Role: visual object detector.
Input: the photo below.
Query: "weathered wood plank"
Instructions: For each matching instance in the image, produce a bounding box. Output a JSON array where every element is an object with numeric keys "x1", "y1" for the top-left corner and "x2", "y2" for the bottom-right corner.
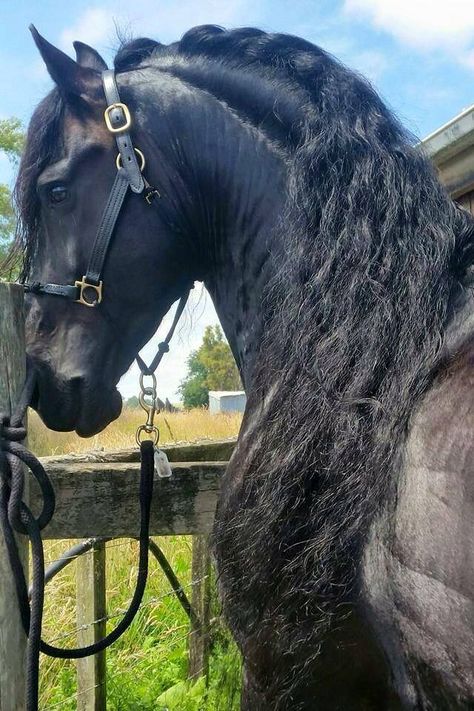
[
  {"x1": 0, "y1": 283, "x2": 27, "y2": 711},
  {"x1": 31, "y1": 462, "x2": 226, "y2": 538},
  {"x1": 41, "y1": 438, "x2": 236, "y2": 466},
  {"x1": 76, "y1": 542, "x2": 107, "y2": 711},
  {"x1": 188, "y1": 536, "x2": 212, "y2": 681}
]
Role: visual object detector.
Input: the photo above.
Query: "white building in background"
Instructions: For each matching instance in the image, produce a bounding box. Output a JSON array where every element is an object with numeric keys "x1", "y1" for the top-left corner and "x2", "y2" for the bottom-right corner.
[
  {"x1": 421, "y1": 104, "x2": 474, "y2": 212},
  {"x1": 208, "y1": 391, "x2": 247, "y2": 414}
]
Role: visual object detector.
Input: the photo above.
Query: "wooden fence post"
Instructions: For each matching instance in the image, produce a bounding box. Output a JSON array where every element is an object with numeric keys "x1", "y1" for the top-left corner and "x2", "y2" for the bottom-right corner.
[
  {"x1": 76, "y1": 541, "x2": 107, "y2": 710},
  {"x1": 188, "y1": 535, "x2": 211, "y2": 682},
  {"x1": 0, "y1": 284, "x2": 27, "y2": 711}
]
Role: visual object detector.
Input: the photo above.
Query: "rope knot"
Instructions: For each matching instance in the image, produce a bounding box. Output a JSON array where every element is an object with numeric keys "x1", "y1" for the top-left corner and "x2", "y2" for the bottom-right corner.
[
  {"x1": 0, "y1": 414, "x2": 27, "y2": 444},
  {"x1": 158, "y1": 341, "x2": 170, "y2": 354}
]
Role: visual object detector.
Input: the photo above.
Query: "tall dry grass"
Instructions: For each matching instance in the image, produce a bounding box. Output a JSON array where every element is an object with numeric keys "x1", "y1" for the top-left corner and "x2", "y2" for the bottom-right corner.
[{"x1": 29, "y1": 406, "x2": 242, "y2": 457}]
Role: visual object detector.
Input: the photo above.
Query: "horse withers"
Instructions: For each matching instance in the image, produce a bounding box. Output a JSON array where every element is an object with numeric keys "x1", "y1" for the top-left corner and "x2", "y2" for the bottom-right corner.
[{"x1": 15, "y1": 24, "x2": 474, "y2": 709}]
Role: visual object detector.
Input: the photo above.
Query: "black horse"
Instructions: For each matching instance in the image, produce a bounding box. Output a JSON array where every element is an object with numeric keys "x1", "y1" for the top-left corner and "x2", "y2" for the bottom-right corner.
[{"x1": 14, "y1": 25, "x2": 474, "y2": 710}]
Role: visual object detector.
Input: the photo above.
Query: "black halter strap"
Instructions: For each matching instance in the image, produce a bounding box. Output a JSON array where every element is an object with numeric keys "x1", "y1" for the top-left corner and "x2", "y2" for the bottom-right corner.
[
  {"x1": 102, "y1": 69, "x2": 145, "y2": 194},
  {"x1": 136, "y1": 291, "x2": 190, "y2": 376}
]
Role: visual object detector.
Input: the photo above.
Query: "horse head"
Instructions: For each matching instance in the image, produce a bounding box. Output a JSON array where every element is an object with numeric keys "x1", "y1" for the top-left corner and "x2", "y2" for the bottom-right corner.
[
  {"x1": 20, "y1": 26, "x2": 287, "y2": 437},
  {"x1": 20, "y1": 30, "x2": 207, "y2": 435}
]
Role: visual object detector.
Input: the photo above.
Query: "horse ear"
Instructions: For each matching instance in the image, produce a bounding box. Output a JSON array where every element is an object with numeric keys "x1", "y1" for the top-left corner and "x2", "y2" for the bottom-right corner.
[
  {"x1": 29, "y1": 25, "x2": 102, "y2": 104},
  {"x1": 73, "y1": 41, "x2": 108, "y2": 71}
]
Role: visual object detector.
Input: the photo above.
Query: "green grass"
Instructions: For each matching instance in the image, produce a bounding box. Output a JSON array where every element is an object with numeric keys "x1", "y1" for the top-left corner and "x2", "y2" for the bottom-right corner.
[{"x1": 30, "y1": 408, "x2": 243, "y2": 710}]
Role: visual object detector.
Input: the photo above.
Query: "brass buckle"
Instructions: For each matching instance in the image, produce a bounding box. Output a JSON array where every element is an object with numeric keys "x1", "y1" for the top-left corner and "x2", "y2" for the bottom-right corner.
[
  {"x1": 75, "y1": 277, "x2": 103, "y2": 307},
  {"x1": 104, "y1": 103, "x2": 132, "y2": 133}
]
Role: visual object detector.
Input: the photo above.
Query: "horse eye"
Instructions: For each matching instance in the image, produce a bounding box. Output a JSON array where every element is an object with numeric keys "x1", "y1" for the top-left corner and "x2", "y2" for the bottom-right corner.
[{"x1": 49, "y1": 185, "x2": 68, "y2": 204}]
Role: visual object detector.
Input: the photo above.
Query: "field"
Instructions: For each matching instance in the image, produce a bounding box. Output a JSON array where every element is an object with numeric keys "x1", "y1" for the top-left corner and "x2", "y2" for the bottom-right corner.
[
  {"x1": 29, "y1": 407, "x2": 243, "y2": 458},
  {"x1": 29, "y1": 407, "x2": 243, "y2": 710}
]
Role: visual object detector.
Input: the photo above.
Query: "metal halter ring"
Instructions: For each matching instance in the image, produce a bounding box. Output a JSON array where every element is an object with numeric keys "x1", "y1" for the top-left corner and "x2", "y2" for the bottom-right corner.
[
  {"x1": 139, "y1": 372, "x2": 157, "y2": 392},
  {"x1": 136, "y1": 424, "x2": 159, "y2": 446},
  {"x1": 116, "y1": 148, "x2": 145, "y2": 173}
]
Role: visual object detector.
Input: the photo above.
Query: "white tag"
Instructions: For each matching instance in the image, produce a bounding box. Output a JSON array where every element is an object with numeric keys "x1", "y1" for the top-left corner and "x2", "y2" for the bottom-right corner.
[{"x1": 154, "y1": 448, "x2": 172, "y2": 478}]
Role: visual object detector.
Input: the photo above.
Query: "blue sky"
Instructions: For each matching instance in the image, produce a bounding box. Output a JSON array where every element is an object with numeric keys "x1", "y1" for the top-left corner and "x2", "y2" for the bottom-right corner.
[{"x1": 1, "y1": 0, "x2": 474, "y2": 402}]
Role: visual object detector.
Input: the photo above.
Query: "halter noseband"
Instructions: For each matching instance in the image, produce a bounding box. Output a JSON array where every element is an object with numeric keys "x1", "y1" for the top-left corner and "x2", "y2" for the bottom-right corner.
[{"x1": 25, "y1": 69, "x2": 161, "y2": 308}]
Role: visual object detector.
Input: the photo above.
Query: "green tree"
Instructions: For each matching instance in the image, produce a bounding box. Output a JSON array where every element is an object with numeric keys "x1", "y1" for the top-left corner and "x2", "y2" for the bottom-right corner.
[
  {"x1": 179, "y1": 325, "x2": 242, "y2": 408},
  {"x1": 0, "y1": 118, "x2": 24, "y2": 161},
  {"x1": 0, "y1": 118, "x2": 24, "y2": 274},
  {"x1": 124, "y1": 395, "x2": 140, "y2": 408}
]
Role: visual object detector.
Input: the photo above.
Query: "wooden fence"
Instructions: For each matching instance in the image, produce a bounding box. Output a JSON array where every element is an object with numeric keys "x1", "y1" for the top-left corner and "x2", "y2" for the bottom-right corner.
[{"x1": 0, "y1": 283, "x2": 235, "y2": 710}]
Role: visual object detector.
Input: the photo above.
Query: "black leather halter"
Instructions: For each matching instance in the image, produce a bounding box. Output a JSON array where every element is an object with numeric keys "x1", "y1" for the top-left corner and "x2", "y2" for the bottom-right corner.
[
  {"x1": 25, "y1": 69, "x2": 161, "y2": 308},
  {"x1": 24, "y1": 70, "x2": 190, "y2": 376}
]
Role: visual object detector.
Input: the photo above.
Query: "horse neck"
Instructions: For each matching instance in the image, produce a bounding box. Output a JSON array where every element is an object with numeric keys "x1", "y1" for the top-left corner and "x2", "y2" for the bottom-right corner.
[
  {"x1": 200, "y1": 124, "x2": 287, "y2": 390},
  {"x1": 134, "y1": 69, "x2": 288, "y2": 388}
]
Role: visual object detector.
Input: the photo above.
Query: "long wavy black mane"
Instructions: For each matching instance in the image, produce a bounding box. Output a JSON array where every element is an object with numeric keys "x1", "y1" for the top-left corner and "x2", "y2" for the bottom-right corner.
[
  {"x1": 149, "y1": 27, "x2": 474, "y2": 657},
  {"x1": 15, "y1": 26, "x2": 474, "y2": 676}
]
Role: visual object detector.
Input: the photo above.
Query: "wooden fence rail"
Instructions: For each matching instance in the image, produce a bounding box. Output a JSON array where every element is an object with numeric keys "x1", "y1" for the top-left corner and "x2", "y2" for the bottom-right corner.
[
  {"x1": 0, "y1": 278, "x2": 236, "y2": 710},
  {"x1": 33, "y1": 457, "x2": 229, "y2": 539}
]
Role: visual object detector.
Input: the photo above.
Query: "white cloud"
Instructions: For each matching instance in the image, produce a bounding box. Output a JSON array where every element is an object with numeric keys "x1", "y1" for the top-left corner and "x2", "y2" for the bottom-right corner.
[
  {"x1": 344, "y1": 0, "x2": 474, "y2": 67},
  {"x1": 60, "y1": 8, "x2": 112, "y2": 51},
  {"x1": 58, "y1": 0, "x2": 260, "y2": 57}
]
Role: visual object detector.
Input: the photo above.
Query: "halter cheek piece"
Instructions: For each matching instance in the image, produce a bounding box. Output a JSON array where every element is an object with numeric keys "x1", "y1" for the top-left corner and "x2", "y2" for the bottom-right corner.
[{"x1": 25, "y1": 69, "x2": 164, "y2": 308}]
